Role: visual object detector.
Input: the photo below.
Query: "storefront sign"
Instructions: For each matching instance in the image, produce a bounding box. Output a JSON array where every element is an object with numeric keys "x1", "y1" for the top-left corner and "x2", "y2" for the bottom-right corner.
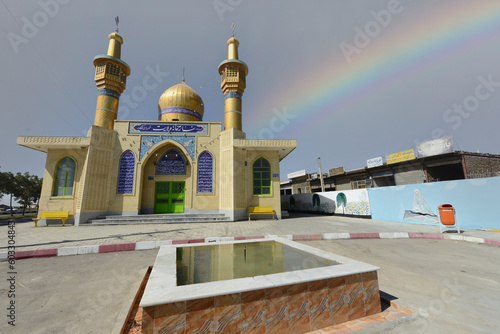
[
  {"x1": 329, "y1": 166, "x2": 345, "y2": 176},
  {"x1": 416, "y1": 137, "x2": 454, "y2": 158},
  {"x1": 385, "y1": 149, "x2": 416, "y2": 164},
  {"x1": 367, "y1": 156, "x2": 384, "y2": 168}
]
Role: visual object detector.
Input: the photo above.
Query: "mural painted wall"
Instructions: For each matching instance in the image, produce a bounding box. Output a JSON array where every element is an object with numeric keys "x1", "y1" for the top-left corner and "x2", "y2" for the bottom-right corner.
[
  {"x1": 281, "y1": 190, "x2": 371, "y2": 217},
  {"x1": 367, "y1": 176, "x2": 500, "y2": 230}
]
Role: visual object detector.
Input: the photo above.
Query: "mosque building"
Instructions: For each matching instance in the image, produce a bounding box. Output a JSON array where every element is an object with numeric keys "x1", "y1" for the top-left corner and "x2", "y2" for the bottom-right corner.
[{"x1": 17, "y1": 28, "x2": 296, "y2": 226}]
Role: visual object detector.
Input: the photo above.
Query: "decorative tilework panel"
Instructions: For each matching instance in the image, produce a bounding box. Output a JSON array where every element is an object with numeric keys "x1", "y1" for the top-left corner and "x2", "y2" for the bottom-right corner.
[{"x1": 140, "y1": 135, "x2": 195, "y2": 161}]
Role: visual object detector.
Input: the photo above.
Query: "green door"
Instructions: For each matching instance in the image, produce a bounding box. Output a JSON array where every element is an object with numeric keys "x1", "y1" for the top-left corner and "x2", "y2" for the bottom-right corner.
[
  {"x1": 170, "y1": 182, "x2": 185, "y2": 213},
  {"x1": 154, "y1": 181, "x2": 185, "y2": 214}
]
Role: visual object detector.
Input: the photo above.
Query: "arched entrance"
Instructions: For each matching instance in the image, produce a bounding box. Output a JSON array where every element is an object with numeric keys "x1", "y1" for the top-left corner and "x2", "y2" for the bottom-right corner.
[
  {"x1": 154, "y1": 148, "x2": 187, "y2": 213},
  {"x1": 140, "y1": 143, "x2": 192, "y2": 214}
]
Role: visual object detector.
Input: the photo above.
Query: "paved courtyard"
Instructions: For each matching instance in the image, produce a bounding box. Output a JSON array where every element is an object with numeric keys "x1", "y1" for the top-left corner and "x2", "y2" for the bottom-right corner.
[{"x1": 0, "y1": 214, "x2": 499, "y2": 333}]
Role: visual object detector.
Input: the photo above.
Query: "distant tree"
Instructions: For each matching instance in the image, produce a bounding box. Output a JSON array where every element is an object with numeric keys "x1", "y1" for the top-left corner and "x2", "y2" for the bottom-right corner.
[
  {"x1": 0, "y1": 170, "x2": 42, "y2": 216},
  {"x1": 0, "y1": 170, "x2": 6, "y2": 200},
  {"x1": 0, "y1": 171, "x2": 17, "y2": 216},
  {"x1": 32, "y1": 176, "x2": 43, "y2": 214},
  {"x1": 14, "y1": 173, "x2": 42, "y2": 215}
]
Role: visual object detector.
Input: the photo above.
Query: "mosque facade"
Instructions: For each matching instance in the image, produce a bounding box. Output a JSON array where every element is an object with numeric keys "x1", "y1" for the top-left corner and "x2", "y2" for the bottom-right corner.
[{"x1": 18, "y1": 29, "x2": 296, "y2": 225}]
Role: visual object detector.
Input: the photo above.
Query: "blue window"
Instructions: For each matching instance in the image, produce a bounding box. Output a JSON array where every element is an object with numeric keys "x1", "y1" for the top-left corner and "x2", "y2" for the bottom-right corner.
[
  {"x1": 197, "y1": 151, "x2": 213, "y2": 193},
  {"x1": 117, "y1": 151, "x2": 135, "y2": 194}
]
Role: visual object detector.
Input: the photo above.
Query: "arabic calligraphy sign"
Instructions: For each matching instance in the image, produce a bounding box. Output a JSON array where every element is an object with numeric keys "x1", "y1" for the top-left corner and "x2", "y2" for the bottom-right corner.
[
  {"x1": 156, "y1": 149, "x2": 186, "y2": 175},
  {"x1": 116, "y1": 150, "x2": 135, "y2": 194},
  {"x1": 197, "y1": 151, "x2": 213, "y2": 193},
  {"x1": 366, "y1": 157, "x2": 384, "y2": 168},
  {"x1": 129, "y1": 122, "x2": 208, "y2": 135}
]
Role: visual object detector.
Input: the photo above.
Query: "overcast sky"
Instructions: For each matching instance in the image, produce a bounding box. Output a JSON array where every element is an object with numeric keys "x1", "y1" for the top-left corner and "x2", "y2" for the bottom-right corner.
[{"x1": 2, "y1": 0, "x2": 500, "y2": 204}]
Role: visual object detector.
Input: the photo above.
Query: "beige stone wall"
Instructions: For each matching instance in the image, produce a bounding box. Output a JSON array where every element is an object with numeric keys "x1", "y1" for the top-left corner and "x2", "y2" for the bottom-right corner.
[
  {"x1": 37, "y1": 148, "x2": 88, "y2": 222},
  {"x1": 78, "y1": 127, "x2": 117, "y2": 218},
  {"x1": 35, "y1": 120, "x2": 290, "y2": 222},
  {"x1": 245, "y1": 150, "x2": 281, "y2": 213},
  {"x1": 219, "y1": 129, "x2": 236, "y2": 211},
  {"x1": 107, "y1": 134, "x2": 141, "y2": 215},
  {"x1": 190, "y1": 124, "x2": 223, "y2": 212}
]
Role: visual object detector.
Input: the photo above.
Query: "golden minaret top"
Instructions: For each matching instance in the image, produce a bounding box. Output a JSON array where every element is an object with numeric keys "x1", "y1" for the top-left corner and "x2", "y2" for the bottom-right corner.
[
  {"x1": 106, "y1": 17, "x2": 122, "y2": 58},
  {"x1": 92, "y1": 17, "x2": 131, "y2": 130},
  {"x1": 218, "y1": 24, "x2": 249, "y2": 131}
]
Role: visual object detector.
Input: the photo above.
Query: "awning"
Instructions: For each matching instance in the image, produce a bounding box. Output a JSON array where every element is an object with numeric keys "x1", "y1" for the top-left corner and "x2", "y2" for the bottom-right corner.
[
  {"x1": 233, "y1": 138, "x2": 297, "y2": 161},
  {"x1": 17, "y1": 136, "x2": 90, "y2": 153}
]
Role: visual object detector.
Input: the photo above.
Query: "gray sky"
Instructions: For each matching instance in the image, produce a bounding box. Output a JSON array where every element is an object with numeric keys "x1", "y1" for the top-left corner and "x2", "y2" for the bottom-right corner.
[{"x1": 2, "y1": 0, "x2": 500, "y2": 204}]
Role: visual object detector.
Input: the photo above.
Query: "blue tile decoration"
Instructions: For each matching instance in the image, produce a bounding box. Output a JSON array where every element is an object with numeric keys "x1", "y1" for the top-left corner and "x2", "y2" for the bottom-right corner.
[
  {"x1": 129, "y1": 122, "x2": 208, "y2": 135},
  {"x1": 140, "y1": 135, "x2": 195, "y2": 161},
  {"x1": 197, "y1": 151, "x2": 213, "y2": 193},
  {"x1": 159, "y1": 107, "x2": 203, "y2": 120},
  {"x1": 156, "y1": 149, "x2": 186, "y2": 175},
  {"x1": 224, "y1": 92, "x2": 242, "y2": 100},
  {"x1": 98, "y1": 88, "x2": 120, "y2": 99},
  {"x1": 117, "y1": 150, "x2": 135, "y2": 194}
]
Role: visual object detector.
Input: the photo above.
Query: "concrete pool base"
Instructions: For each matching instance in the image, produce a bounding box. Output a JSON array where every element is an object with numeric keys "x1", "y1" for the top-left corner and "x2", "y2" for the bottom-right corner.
[{"x1": 138, "y1": 237, "x2": 381, "y2": 333}]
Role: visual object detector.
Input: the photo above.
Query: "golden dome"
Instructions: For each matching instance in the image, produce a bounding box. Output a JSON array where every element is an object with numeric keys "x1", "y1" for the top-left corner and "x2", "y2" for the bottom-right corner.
[{"x1": 158, "y1": 81, "x2": 204, "y2": 122}]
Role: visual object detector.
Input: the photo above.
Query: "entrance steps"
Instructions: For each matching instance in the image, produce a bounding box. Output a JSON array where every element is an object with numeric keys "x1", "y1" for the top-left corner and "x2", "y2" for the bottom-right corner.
[{"x1": 88, "y1": 213, "x2": 231, "y2": 225}]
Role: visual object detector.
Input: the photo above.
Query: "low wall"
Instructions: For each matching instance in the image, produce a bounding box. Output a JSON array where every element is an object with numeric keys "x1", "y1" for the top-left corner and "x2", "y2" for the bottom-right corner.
[
  {"x1": 281, "y1": 176, "x2": 500, "y2": 230},
  {"x1": 367, "y1": 176, "x2": 500, "y2": 230}
]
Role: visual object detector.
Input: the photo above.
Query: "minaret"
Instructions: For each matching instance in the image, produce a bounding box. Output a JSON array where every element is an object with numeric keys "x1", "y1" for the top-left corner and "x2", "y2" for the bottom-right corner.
[
  {"x1": 218, "y1": 26, "x2": 248, "y2": 131},
  {"x1": 93, "y1": 18, "x2": 131, "y2": 129}
]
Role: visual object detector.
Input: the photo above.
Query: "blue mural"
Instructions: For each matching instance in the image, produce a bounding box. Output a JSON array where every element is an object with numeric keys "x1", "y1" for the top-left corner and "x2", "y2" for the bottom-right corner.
[
  {"x1": 117, "y1": 150, "x2": 135, "y2": 194},
  {"x1": 156, "y1": 149, "x2": 186, "y2": 175},
  {"x1": 368, "y1": 177, "x2": 500, "y2": 230},
  {"x1": 140, "y1": 135, "x2": 195, "y2": 161},
  {"x1": 197, "y1": 151, "x2": 213, "y2": 193}
]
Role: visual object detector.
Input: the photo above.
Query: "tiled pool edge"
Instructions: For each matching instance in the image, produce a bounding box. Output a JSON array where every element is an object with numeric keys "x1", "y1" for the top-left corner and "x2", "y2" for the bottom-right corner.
[
  {"x1": 140, "y1": 238, "x2": 380, "y2": 307},
  {"x1": 3, "y1": 232, "x2": 500, "y2": 261},
  {"x1": 123, "y1": 269, "x2": 414, "y2": 334},
  {"x1": 140, "y1": 237, "x2": 382, "y2": 333},
  {"x1": 124, "y1": 294, "x2": 415, "y2": 334}
]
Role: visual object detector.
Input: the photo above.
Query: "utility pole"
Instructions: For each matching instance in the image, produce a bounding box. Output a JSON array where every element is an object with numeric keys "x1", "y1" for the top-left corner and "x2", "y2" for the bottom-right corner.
[{"x1": 317, "y1": 157, "x2": 325, "y2": 192}]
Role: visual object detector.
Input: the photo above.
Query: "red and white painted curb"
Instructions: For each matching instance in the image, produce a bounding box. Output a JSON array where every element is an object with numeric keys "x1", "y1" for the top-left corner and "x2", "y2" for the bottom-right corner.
[{"x1": 2, "y1": 232, "x2": 500, "y2": 262}]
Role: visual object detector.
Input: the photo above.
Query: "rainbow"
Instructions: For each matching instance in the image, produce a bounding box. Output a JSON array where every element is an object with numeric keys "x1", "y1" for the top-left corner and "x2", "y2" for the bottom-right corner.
[{"x1": 246, "y1": 1, "x2": 500, "y2": 134}]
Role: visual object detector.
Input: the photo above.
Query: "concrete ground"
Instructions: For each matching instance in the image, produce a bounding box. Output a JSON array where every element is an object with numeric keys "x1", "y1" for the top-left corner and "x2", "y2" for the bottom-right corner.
[
  {"x1": 308, "y1": 239, "x2": 500, "y2": 334},
  {"x1": 0, "y1": 214, "x2": 499, "y2": 333},
  {"x1": 1, "y1": 213, "x2": 499, "y2": 252}
]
